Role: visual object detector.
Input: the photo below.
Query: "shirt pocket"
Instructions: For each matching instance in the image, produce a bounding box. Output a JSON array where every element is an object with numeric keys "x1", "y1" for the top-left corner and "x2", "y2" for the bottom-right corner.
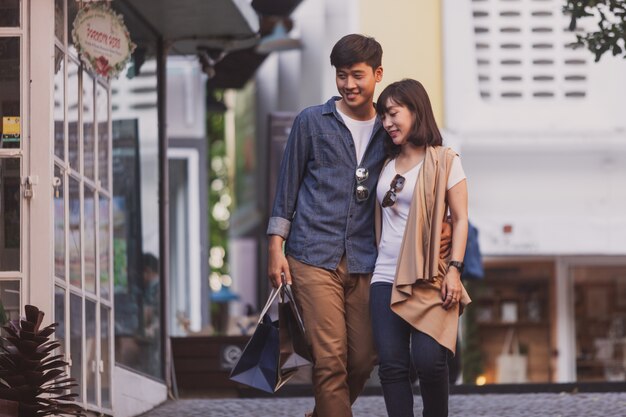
[{"x1": 311, "y1": 133, "x2": 345, "y2": 168}]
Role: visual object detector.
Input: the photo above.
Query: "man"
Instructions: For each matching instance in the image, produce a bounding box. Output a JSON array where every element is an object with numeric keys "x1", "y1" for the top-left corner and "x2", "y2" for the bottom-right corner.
[{"x1": 267, "y1": 34, "x2": 387, "y2": 417}]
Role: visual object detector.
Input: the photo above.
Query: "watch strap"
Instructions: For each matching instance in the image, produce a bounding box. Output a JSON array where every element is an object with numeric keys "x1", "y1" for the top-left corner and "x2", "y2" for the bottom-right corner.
[{"x1": 449, "y1": 260, "x2": 464, "y2": 274}]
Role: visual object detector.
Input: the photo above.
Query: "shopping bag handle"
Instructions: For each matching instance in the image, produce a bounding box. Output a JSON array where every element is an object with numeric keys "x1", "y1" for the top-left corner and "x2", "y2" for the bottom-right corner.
[
  {"x1": 280, "y1": 283, "x2": 308, "y2": 336},
  {"x1": 257, "y1": 283, "x2": 283, "y2": 325},
  {"x1": 501, "y1": 328, "x2": 521, "y2": 355}
]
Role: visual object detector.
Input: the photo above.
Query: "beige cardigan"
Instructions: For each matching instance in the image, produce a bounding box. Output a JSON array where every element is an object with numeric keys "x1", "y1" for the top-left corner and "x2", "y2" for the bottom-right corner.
[{"x1": 375, "y1": 146, "x2": 471, "y2": 353}]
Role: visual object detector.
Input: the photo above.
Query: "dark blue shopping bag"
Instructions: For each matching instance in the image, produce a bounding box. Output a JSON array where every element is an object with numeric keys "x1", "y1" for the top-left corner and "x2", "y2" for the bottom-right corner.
[
  {"x1": 229, "y1": 284, "x2": 305, "y2": 393},
  {"x1": 462, "y1": 222, "x2": 484, "y2": 280},
  {"x1": 229, "y1": 312, "x2": 280, "y2": 393}
]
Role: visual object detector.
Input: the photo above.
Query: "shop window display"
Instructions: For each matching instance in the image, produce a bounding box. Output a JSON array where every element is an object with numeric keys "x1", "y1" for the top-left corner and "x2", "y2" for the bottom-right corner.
[
  {"x1": 574, "y1": 266, "x2": 626, "y2": 382},
  {"x1": 111, "y1": 61, "x2": 162, "y2": 379}
]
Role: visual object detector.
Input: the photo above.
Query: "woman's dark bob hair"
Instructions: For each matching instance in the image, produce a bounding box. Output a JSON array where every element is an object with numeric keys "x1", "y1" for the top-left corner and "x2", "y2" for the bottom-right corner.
[{"x1": 376, "y1": 79, "x2": 443, "y2": 157}]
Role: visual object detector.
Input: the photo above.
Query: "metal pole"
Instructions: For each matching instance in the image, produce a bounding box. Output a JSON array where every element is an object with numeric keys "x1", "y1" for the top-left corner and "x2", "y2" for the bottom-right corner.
[{"x1": 156, "y1": 36, "x2": 172, "y2": 394}]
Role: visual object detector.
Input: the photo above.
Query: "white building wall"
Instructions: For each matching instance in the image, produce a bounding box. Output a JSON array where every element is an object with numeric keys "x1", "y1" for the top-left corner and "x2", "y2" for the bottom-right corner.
[
  {"x1": 112, "y1": 367, "x2": 167, "y2": 417},
  {"x1": 256, "y1": 0, "x2": 360, "y2": 115},
  {"x1": 167, "y1": 57, "x2": 207, "y2": 140},
  {"x1": 443, "y1": 0, "x2": 626, "y2": 256}
]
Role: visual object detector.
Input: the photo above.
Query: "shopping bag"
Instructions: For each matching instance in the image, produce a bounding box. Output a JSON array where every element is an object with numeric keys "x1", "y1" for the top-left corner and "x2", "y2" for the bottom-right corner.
[
  {"x1": 229, "y1": 284, "x2": 307, "y2": 393},
  {"x1": 496, "y1": 329, "x2": 527, "y2": 383},
  {"x1": 278, "y1": 284, "x2": 313, "y2": 372},
  {"x1": 462, "y1": 221, "x2": 484, "y2": 280},
  {"x1": 229, "y1": 286, "x2": 282, "y2": 393}
]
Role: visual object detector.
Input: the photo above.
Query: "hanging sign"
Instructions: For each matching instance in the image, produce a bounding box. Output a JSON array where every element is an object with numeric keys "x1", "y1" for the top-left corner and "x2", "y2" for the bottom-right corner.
[{"x1": 71, "y1": 2, "x2": 135, "y2": 78}]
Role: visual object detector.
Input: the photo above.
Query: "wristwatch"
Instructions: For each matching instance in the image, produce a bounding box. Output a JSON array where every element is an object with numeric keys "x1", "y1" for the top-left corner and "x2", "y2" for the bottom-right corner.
[{"x1": 449, "y1": 260, "x2": 465, "y2": 274}]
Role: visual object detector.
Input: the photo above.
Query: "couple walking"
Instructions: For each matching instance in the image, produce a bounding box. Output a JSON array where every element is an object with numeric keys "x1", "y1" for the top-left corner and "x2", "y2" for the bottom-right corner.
[{"x1": 267, "y1": 34, "x2": 471, "y2": 417}]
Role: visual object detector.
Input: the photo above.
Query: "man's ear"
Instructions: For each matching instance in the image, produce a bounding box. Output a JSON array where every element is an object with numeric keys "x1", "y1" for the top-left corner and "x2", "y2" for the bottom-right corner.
[{"x1": 375, "y1": 66, "x2": 383, "y2": 82}]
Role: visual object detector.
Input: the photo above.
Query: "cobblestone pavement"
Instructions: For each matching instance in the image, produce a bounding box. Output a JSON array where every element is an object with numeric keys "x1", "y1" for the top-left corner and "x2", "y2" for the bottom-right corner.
[{"x1": 141, "y1": 392, "x2": 626, "y2": 417}]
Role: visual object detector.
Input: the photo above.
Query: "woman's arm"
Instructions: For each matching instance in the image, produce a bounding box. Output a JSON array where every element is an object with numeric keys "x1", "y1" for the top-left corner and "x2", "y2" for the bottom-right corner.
[{"x1": 441, "y1": 178, "x2": 468, "y2": 310}]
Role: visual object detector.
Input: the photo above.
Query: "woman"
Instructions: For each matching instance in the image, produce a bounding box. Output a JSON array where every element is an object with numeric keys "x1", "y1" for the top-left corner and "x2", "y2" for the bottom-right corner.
[{"x1": 371, "y1": 79, "x2": 471, "y2": 417}]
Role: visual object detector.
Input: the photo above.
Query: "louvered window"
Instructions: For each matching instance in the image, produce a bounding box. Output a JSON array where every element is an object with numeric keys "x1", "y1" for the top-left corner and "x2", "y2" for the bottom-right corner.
[{"x1": 471, "y1": 0, "x2": 589, "y2": 101}]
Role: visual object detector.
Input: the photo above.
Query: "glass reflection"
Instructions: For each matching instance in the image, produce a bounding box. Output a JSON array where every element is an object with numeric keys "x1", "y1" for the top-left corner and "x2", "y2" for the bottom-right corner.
[
  {"x1": 96, "y1": 84, "x2": 109, "y2": 190},
  {"x1": 0, "y1": 38, "x2": 20, "y2": 150},
  {"x1": 101, "y1": 305, "x2": 111, "y2": 408},
  {"x1": 54, "y1": 0, "x2": 64, "y2": 41},
  {"x1": 67, "y1": 0, "x2": 78, "y2": 48},
  {"x1": 69, "y1": 293, "x2": 83, "y2": 402},
  {"x1": 0, "y1": 158, "x2": 20, "y2": 271},
  {"x1": 54, "y1": 286, "x2": 65, "y2": 354},
  {"x1": 85, "y1": 299, "x2": 96, "y2": 405},
  {"x1": 69, "y1": 176, "x2": 81, "y2": 287},
  {"x1": 54, "y1": 47, "x2": 65, "y2": 159},
  {"x1": 99, "y1": 196, "x2": 110, "y2": 300},
  {"x1": 112, "y1": 60, "x2": 162, "y2": 378},
  {"x1": 54, "y1": 164, "x2": 65, "y2": 278},
  {"x1": 0, "y1": 280, "x2": 20, "y2": 326},
  {"x1": 68, "y1": 59, "x2": 79, "y2": 171},
  {"x1": 0, "y1": 0, "x2": 19, "y2": 27},
  {"x1": 84, "y1": 186, "x2": 96, "y2": 293},
  {"x1": 83, "y1": 71, "x2": 95, "y2": 180}
]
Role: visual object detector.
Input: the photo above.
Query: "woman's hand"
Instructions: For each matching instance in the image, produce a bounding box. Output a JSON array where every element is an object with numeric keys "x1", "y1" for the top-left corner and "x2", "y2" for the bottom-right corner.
[{"x1": 441, "y1": 267, "x2": 462, "y2": 310}]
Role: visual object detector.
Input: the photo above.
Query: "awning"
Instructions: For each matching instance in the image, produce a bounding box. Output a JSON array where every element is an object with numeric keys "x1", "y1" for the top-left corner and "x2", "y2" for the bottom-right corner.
[
  {"x1": 116, "y1": 0, "x2": 260, "y2": 55},
  {"x1": 114, "y1": 0, "x2": 301, "y2": 89}
]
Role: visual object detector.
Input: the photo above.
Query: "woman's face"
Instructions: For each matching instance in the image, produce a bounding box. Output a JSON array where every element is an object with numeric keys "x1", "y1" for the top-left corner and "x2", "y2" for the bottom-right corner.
[{"x1": 381, "y1": 99, "x2": 415, "y2": 147}]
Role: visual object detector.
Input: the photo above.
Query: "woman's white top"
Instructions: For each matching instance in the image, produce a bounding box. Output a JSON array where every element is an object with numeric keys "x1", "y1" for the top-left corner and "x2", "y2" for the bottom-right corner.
[{"x1": 371, "y1": 156, "x2": 466, "y2": 285}]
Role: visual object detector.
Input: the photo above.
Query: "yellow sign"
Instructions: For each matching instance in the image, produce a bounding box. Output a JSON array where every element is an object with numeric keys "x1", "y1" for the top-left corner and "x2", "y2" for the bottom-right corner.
[{"x1": 1, "y1": 116, "x2": 20, "y2": 138}]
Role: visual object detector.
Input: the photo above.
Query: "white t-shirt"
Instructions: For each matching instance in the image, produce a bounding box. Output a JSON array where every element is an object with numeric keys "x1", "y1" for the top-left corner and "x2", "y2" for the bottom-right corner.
[
  {"x1": 371, "y1": 156, "x2": 466, "y2": 285},
  {"x1": 337, "y1": 108, "x2": 376, "y2": 165}
]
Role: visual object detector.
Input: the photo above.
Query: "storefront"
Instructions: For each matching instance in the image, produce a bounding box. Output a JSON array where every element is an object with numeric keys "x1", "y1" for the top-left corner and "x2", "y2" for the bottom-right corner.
[
  {"x1": 466, "y1": 256, "x2": 626, "y2": 385},
  {"x1": 0, "y1": 1, "x2": 260, "y2": 415},
  {"x1": 440, "y1": 0, "x2": 626, "y2": 387}
]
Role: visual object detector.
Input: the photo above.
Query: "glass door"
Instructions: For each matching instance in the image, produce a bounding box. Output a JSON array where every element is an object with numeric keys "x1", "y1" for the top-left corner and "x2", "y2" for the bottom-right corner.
[
  {"x1": 51, "y1": 0, "x2": 113, "y2": 413},
  {"x1": 572, "y1": 265, "x2": 626, "y2": 382},
  {"x1": 0, "y1": 0, "x2": 24, "y2": 327}
]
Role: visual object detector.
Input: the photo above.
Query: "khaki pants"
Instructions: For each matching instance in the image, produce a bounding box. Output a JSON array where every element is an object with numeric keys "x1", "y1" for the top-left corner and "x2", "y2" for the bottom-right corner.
[{"x1": 288, "y1": 256, "x2": 377, "y2": 417}]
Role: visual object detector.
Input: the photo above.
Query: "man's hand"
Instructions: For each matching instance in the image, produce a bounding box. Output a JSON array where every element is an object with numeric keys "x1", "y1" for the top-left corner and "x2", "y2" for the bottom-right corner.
[
  {"x1": 268, "y1": 235, "x2": 292, "y2": 288},
  {"x1": 440, "y1": 220, "x2": 452, "y2": 259}
]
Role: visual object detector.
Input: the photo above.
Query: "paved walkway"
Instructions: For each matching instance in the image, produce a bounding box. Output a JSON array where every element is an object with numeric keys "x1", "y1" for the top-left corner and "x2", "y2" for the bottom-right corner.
[{"x1": 141, "y1": 392, "x2": 626, "y2": 417}]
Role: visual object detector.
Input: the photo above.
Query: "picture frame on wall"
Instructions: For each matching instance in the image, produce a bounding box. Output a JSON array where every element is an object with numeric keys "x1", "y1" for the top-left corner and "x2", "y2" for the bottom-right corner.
[{"x1": 501, "y1": 301, "x2": 518, "y2": 323}]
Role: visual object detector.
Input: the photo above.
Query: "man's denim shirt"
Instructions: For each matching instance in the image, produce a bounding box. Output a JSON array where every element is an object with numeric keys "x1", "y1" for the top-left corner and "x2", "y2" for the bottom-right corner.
[{"x1": 267, "y1": 97, "x2": 387, "y2": 274}]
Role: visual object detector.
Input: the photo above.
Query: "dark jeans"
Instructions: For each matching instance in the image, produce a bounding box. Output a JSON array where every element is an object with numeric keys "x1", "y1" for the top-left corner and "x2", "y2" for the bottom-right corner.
[{"x1": 370, "y1": 282, "x2": 450, "y2": 417}]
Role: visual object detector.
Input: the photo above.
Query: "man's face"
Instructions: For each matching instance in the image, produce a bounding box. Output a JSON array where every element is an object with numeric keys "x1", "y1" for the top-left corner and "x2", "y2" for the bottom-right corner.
[{"x1": 335, "y1": 62, "x2": 383, "y2": 113}]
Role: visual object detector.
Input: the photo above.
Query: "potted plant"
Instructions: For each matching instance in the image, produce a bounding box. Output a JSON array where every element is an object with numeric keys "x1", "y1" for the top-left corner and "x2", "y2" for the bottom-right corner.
[{"x1": 0, "y1": 305, "x2": 84, "y2": 416}]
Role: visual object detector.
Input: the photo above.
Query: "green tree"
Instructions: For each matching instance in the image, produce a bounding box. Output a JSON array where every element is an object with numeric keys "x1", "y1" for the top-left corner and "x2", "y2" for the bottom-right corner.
[
  {"x1": 206, "y1": 89, "x2": 233, "y2": 333},
  {"x1": 564, "y1": 0, "x2": 626, "y2": 61}
]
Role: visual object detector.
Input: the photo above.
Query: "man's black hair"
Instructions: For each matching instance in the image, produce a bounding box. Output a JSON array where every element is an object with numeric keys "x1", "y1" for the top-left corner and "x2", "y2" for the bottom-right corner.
[{"x1": 330, "y1": 34, "x2": 382, "y2": 70}]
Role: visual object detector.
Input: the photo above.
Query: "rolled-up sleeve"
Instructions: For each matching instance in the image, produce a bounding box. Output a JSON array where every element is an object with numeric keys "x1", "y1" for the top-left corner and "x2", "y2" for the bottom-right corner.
[
  {"x1": 267, "y1": 216, "x2": 291, "y2": 238},
  {"x1": 266, "y1": 114, "x2": 310, "y2": 239}
]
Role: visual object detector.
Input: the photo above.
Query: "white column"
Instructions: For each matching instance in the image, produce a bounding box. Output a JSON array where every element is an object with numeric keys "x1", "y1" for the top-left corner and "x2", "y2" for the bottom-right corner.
[
  {"x1": 27, "y1": 0, "x2": 55, "y2": 317},
  {"x1": 555, "y1": 257, "x2": 576, "y2": 382}
]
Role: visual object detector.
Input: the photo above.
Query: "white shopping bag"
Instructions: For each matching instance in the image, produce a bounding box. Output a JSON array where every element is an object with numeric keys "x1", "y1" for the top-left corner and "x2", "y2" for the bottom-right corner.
[{"x1": 496, "y1": 329, "x2": 527, "y2": 383}]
